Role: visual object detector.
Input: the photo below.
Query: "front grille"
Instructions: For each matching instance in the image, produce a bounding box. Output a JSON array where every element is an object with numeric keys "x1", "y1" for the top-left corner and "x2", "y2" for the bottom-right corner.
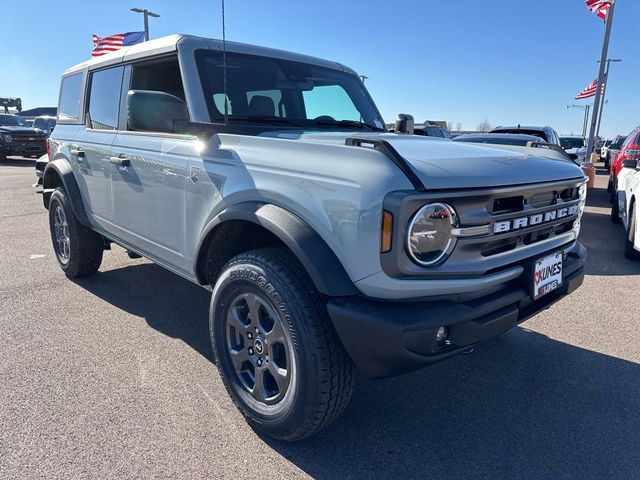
[
  {"x1": 465, "y1": 182, "x2": 583, "y2": 260},
  {"x1": 12, "y1": 134, "x2": 46, "y2": 145}
]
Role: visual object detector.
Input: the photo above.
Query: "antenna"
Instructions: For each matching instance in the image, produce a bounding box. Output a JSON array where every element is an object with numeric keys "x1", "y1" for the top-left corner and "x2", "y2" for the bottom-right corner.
[{"x1": 221, "y1": 0, "x2": 229, "y2": 126}]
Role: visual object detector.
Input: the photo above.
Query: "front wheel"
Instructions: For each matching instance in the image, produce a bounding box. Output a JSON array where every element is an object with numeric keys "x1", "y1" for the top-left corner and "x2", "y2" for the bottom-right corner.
[
  {"x1": 624, "y1": 204, "x2": 640, "y2": 260},
  {"x1": 210, "y1": 248, "x2": 355, "y2": 441}
]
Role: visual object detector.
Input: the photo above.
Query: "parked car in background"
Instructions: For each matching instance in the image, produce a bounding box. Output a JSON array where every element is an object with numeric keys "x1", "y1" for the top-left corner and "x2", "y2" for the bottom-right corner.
[
  {"x1": 0, "y1": 113, "x2": 48, "y2": 159},
  {"x1": 609, "y1": 128, "x2": 640, "y2": 221},
  {"x1": 32, "y1": 116, "x2": 57, "y2": 135},
  {"x1": 455, "y1": 133, "x2": 578, "y2": 163},
  {"x1": 600, "y1": 138, "x2": 612, "y2": 161},
  {"x1": 490, "y1": 125, "x2": 562, "y2": 146},
  {"x1": 560, "y1": 136, "x2": 587, "y2": 163},
  {"x1": 617, "y1": 159, "x2": 640, "y2": 259},
  {"x1": 388, "y1": 121, "x2": 451, "y2": 138},
  {"x1": 604, "y1": 134, "x2": 627, "y2": 170},
  {"x1": 452, "y1": 133, "x2": 544, "y2": 146},
  {"x1": 413, "y1": 122, "x2": 451, "y2": 139}
]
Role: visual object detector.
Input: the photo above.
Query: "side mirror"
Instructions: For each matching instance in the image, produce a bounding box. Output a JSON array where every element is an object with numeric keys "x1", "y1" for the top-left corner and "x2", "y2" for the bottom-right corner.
[
  {"x1": 127, "y1": 90, "x2": 188, "y2": 133},
  {"x1": 621, "y1": 159, "x2": 639, "y2": 170},
  {"x1": 568, "y1": 153, "x2": 579, "y2": 160},
  {"x1": 394, "y1": 113, "x2": 414, "y2": 135}
]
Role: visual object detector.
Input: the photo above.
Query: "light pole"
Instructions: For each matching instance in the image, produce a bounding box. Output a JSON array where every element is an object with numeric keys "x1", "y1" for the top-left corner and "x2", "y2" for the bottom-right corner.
[
  {"x1": 595, "y1": 58, "x2": 621, "y2": 141},
  {"x1": 130, "y1": 8, "x2": 160, "y2": 41}
]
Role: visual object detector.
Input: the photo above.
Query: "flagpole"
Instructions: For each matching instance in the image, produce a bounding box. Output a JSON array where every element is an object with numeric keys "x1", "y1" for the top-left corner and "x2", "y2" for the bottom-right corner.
[
  {"x1": 595, "y1": 58, "x2": 621, "y2": 141},
  {"x1": 586, "y1": 1, "x2": 616, "y2": 160}
]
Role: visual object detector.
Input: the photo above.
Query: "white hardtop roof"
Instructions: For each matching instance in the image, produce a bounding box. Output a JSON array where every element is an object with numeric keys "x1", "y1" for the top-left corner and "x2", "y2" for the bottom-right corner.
[{"x1": 63, "y1": 34, "x2": 355, "y2": 75}]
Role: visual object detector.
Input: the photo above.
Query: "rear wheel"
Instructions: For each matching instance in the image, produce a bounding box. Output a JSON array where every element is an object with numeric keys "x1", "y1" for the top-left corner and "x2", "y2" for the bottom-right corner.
[
  {"x1": 48, "y1": 187, "x2": 104, "y2": 277},
  {"x1": 624, "y1": 203, "x2": 640, "y2": 260},
  {"x1": 210, "y1": 248, "x2": 355, "y2": 441}
]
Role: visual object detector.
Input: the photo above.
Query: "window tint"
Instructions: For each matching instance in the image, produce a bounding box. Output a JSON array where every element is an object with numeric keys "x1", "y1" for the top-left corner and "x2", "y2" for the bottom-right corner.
[
  {"x1": 247, "y1": 89, "x2": 284, "y2": 117},
  {"x1": 88, "y1": 67, "x2": 123, "y2": 130},
  {"x1": 128, "y1": 57, "x2": 187, "y2": 131},
  {"x1": 197, "y1": 51, "x2": 384, "y2": 130},
  {"x1": 302, "y1": 85, "x2": 360, "y2": 121},
  {"x1": 214, "y1": 93, "x2": 232, "y2": 115},
  {"x1": 58, "y1": 73, "x2": 83, "y2": 121}
]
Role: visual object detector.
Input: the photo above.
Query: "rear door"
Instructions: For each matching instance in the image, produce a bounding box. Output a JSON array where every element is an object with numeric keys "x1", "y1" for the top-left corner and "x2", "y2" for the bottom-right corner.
[
  {"x1": 109, "y1": 56, "x2": 195, "y2": 271},
  {"x1": 73, "y1": 65, "x2": 124, "y2": 229}
]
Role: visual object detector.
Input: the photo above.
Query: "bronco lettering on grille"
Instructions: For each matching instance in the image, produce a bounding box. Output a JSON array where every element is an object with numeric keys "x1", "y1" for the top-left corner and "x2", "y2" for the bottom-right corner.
[{"x1": 494, "y1": 205, "x2": 579, "y2": 234}]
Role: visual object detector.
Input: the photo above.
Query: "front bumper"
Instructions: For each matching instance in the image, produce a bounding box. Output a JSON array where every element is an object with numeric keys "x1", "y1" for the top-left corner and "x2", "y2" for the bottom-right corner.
[
  {"x1": 0, "y1": 144, "x2": 47, "y2": 157},
  {"x1": 327, "y1": 242, "x2": 586, "y2": 379}
]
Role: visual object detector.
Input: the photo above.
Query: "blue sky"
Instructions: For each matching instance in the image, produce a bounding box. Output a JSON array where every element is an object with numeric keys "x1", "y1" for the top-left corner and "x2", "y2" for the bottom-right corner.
[{"x1": 0, "y1": 0, "x2": 637, "y2": 137}]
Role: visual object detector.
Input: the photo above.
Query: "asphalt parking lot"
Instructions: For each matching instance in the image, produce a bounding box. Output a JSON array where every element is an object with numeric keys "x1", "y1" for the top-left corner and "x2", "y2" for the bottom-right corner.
[{"x1": 1, "y1": 156, "x2": 639, "y2": 479}]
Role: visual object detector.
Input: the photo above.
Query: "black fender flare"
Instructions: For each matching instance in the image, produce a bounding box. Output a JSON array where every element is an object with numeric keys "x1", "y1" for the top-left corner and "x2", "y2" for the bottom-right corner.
[
  {"x1": 195, "y1": 202, "x2": 358, "y2": 297},
  {"x1": 42, "y1": 160, "x2": 91, "y2": 227}
]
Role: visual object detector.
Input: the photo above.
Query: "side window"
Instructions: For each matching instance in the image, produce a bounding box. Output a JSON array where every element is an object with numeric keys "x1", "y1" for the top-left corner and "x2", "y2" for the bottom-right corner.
[
  {"x1": 302, "y1": 85, "x2": 360, "y2": 121},
  {"x1": 58, "y1": 73, "x2": 83, "y2": 121},
  {"x1": 87, "y1": 66, "x2": 124, "y2": 130},
  {"x1": 33, "y1": 118, "x2": 44, "y2": 130},
  {"x1": 128, "y1": 56, "x2": 187, "y2": 132}
]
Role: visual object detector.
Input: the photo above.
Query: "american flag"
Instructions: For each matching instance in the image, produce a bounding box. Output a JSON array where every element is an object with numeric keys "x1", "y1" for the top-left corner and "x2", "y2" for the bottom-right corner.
[
  {"x1": 91, "y1": 31, "x2": 145, "y2": 57},
  {"x1": 575, "y1": 78, "x2": 605, "y2": 100},
  {"x1": 586, "y1": 0, "x2": 613, "y2": 21}
]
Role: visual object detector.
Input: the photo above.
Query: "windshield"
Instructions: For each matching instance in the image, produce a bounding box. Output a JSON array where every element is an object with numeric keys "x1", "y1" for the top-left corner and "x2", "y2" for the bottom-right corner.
[
  {"x1": 612, "y1": 136, "x2": 627, "y2": 148},
  {"x1": 560, "y1": 137, "x2": 585, "y2": 149},
  {"x1": 0, "y1": 114, "x2": 28, "y2": 127},
  {"x1": 196, "y1": 51, "x2": 385, "y2": 131}
]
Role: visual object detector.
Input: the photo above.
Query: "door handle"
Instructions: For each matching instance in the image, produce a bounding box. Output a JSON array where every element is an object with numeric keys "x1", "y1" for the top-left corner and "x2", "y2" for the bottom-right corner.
[
  {"x1": 109, "y1": 154, "x2": 131, "y2": 167},
  {"x1": 70, "y1": 148, "x2": 85, "y2": 159}
]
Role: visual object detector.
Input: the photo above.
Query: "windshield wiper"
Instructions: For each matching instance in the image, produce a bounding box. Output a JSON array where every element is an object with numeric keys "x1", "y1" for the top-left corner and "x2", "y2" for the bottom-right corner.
[{"x1": 313, "y1": 119, "x2": 385, "y2": 132}]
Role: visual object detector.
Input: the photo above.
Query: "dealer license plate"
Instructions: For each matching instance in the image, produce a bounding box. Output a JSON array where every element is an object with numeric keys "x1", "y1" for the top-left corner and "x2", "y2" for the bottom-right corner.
[{"x1": 532, "y1": 252, "x2": 563, "y2": 300}]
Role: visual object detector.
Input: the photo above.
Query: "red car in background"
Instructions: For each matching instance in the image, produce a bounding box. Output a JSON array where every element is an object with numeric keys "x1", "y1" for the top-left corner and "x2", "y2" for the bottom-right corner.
[
  {"x1": 609, "y1": 128, "x2": 640, "y2": 192},
  {"x1": 609, "y1": 127, "x2": 640, "y2": 221}
]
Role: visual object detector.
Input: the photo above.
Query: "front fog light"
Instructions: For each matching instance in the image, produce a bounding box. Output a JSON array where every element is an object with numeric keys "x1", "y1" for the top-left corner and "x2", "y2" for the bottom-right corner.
[{"x1": 407, "y1": 202, "x2": 457, "y2": 266}]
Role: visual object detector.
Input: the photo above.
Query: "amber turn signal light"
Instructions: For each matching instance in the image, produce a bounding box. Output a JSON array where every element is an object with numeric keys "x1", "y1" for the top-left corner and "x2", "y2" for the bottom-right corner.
[{"x1": 381, "y1": 211, "x2": 393, "y2": 253}]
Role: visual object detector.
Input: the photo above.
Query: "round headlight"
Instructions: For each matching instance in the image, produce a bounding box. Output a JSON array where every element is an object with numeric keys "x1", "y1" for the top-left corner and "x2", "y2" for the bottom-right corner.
[{"x1": 407, "y1": 203, "x2": 457, "y2": 266}]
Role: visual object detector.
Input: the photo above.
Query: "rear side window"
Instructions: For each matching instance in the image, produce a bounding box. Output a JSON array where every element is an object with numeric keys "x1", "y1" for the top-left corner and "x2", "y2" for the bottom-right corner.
[
  {"x1": 58, "y1": 73, "x2": 83, "y2": 121},
  {"x1": 87, "y1": 66, "x2": 124, "y2": 130}
]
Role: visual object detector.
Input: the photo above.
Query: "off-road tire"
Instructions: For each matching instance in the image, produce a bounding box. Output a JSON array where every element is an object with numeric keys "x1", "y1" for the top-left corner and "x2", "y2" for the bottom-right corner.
[
  {"x1": 48, "y1": 187, "x2": 104, "y2": 277},
  {"x1": 624, "y1": 203, "x2": 640, "y2": 260},
  {"x1": 210, "y1": 247, "x2": 355, "y2": 441}
]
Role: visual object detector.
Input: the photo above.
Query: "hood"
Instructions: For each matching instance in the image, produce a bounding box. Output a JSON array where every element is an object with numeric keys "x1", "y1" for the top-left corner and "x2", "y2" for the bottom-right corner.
[
  {"x1": 0, "y1": 126, "x2": 45, "y2": 134},
  {"x1": 261, "y1": 131, "x2": 585, "y2": 189}
]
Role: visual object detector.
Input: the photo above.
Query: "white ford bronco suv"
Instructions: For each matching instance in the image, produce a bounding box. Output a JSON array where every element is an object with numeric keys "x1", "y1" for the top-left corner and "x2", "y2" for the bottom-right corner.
[{"x1": 43, "y1": 35, "x2": 587, "y2": 440}]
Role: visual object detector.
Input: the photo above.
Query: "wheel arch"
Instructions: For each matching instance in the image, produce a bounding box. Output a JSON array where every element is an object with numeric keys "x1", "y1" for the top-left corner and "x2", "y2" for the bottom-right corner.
[
  {"x1": 42, "y1": 160, "x2": 91, "y2": 227},
  {"x1": 194, "y1": 202, "x2": 357, "y2": 297}
]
